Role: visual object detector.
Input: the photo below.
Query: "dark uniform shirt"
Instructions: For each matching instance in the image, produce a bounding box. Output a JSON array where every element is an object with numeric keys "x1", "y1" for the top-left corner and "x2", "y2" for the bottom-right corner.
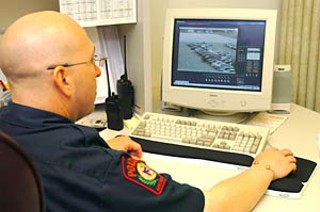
[{"x1": 0, "y1": 102, "x2": 205, "y2": 212}]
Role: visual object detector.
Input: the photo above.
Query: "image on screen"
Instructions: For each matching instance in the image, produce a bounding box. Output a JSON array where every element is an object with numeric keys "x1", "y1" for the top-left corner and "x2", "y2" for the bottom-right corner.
[{"x1": 177, "y1": 27, "x2": 238, "y2": 74}]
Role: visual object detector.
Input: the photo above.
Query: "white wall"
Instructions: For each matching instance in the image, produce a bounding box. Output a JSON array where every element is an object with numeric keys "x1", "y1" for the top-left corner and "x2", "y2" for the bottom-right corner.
[
  {"x1": 149, "y1": 0, "x2": 282, "y2": 111},
  {"x1": 0, "y1": 0, "x2": 59, "y2": 31}
]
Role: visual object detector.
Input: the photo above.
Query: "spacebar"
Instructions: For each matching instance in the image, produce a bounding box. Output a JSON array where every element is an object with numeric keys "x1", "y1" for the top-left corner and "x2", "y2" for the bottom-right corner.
[{"x1": 130, "y1": 137, "x2": 254, "y2": 167}]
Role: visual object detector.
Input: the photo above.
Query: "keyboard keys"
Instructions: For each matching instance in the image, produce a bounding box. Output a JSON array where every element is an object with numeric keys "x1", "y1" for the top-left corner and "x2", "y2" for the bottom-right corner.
[{"x1": 129, "y1": 112, "x2": 269, "y2": 157}]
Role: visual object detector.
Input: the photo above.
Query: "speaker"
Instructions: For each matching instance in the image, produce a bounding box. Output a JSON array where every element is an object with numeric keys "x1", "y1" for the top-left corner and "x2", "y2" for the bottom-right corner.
[{"x1": 270, "y1": 65, "x2": 291, "y2": 113}]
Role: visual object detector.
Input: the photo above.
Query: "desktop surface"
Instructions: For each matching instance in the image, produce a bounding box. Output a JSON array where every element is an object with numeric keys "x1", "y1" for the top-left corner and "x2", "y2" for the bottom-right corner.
[{"x1": 99, "y1": 103, "x2": 320, "y2": 212}]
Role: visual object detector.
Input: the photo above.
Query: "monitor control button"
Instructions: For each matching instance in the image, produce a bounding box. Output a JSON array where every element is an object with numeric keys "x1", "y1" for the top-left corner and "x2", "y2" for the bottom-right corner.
[
  {"x1": 240, "y1": 100, "x2": 247, "y2": 107},
  {"x1": 209, "y1": 99, "x2": 218, "y2": 108}
]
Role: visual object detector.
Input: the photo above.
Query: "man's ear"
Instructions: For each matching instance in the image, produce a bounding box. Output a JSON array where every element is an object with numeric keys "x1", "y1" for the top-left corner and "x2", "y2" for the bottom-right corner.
[{"x1": 52, "y1": 66, "x2": 72, "y2": 97}]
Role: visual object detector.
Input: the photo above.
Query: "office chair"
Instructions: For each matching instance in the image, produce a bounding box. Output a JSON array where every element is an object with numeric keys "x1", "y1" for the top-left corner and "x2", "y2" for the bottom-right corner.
[{"x1": 0, "y1": 131, "x2": 45, "y2": 212}]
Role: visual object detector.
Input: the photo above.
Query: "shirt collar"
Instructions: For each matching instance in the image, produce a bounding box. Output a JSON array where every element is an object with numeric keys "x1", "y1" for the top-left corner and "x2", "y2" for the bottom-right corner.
[{"x1": 1, "y1": 102, "x2": 72, "y2": 128}]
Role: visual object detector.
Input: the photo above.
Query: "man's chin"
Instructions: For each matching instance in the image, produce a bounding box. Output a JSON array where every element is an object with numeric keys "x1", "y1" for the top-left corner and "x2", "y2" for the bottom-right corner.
[{"x1": 88, "y1": 104, "x2": 95, "y2": 115}]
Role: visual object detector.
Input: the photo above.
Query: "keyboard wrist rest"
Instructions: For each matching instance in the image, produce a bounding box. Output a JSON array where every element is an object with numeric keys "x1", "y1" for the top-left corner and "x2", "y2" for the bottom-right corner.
[
  {"x1": 131, "y1": 137, "x2": 254, "y2": 167},
  {"x1": 269, "y1": 177, "x2": 303, "y2": 193},
  {"x1": 131, "y1": 137, "x2": 318, "y2": 196},
  {"x1": 292, "y1": 157, "x2": 317, "y2": 182}
]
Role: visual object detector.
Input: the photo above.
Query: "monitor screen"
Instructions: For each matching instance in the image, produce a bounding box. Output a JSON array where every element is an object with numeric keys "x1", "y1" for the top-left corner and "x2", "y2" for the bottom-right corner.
[{"x1": 162, "y1": 8, "x2": 277, "y2": 115}]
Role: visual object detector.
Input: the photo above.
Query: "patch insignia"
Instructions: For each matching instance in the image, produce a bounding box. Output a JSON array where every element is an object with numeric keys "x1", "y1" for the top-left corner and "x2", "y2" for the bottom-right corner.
[{"x1": 122, "y1": 156, "x2": 167, "y2": 195}]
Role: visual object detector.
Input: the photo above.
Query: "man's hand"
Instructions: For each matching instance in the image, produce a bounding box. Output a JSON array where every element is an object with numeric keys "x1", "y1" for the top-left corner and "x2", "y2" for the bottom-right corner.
[
  {"x1": 107, "y1": 135, "x2": 143, "y2": 159},
  {"x1": 253, "y1": 147, "x2": 297, "y2": 180}
]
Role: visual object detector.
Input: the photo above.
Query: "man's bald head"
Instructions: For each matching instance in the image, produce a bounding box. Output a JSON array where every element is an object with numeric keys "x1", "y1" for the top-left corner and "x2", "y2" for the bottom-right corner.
[
  {"x1": 0, "y1": 11, "x2": 92, "y2": 81},
  {"x1": 0, "y1": 11, "x2": 99, "y2": 121}
]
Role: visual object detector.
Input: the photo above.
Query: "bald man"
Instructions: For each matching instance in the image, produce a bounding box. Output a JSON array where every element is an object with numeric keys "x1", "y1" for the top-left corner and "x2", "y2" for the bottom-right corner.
[{"x1": 0, "y1": 11, "x2": 297, "y2": 212}]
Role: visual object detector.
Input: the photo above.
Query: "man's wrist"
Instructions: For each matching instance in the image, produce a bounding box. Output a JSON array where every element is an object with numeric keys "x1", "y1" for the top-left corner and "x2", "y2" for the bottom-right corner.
[{"x1": 252, "y1": 160, "x2": 275, "y2": 180}]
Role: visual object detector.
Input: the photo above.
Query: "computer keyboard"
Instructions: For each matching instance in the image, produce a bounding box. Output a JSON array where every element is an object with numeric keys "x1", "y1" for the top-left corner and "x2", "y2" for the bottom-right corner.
[{"x1": 129, "y1": 112, "x2": 270, "y2": 158}]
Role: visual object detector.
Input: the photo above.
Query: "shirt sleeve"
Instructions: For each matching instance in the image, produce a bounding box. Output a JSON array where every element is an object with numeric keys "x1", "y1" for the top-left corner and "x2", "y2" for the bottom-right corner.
[{"x1": 103, "y1": 153, "x2": 205, "y2": 212}]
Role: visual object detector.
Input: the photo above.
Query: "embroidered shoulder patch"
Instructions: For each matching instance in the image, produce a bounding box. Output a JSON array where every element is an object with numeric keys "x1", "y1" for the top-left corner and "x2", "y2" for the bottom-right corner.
[{"x1": 122, "y1": 156, "x2": 167, "y2": 195}]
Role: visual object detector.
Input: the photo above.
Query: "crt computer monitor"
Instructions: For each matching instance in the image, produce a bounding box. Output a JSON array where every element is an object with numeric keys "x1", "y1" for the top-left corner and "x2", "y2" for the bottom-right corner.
[{"x1": 161, "y1": 8, "x2": 277, "y2": 119}]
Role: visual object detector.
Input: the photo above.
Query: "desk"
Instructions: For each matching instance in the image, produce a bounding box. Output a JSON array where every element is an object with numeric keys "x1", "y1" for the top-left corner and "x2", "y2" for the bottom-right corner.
[{"x1": 99, "y1": 103, "x2": 320, "y2": 212}]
